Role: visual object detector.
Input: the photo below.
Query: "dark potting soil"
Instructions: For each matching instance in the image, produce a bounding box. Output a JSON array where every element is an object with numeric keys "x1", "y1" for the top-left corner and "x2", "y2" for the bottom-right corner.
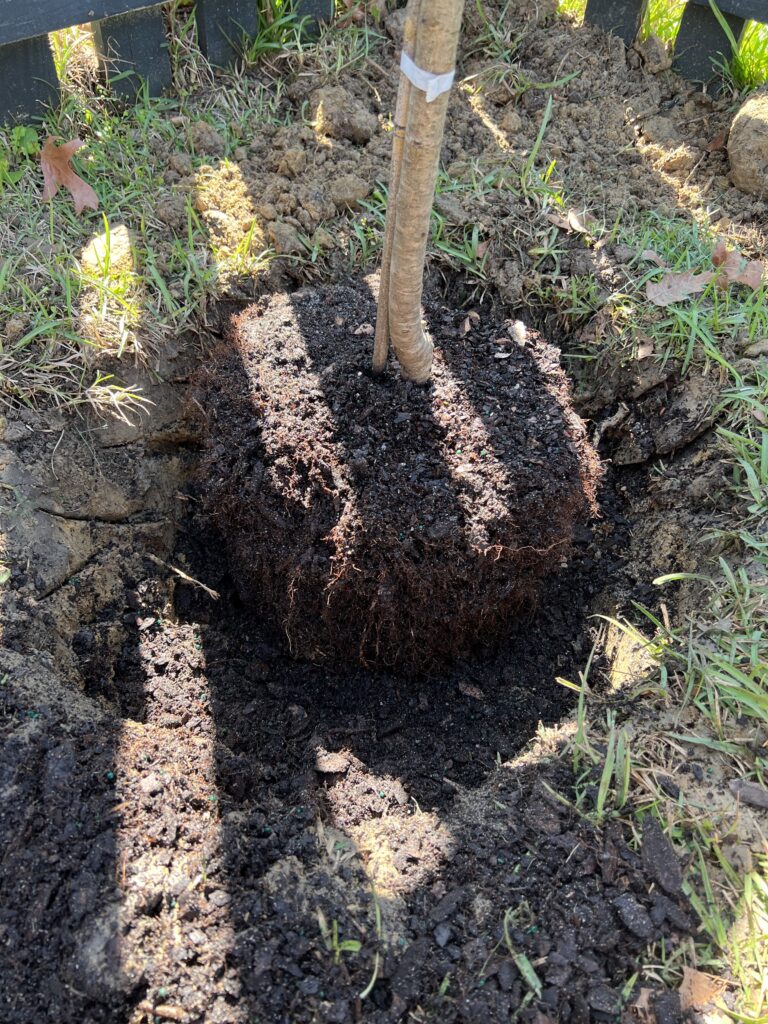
[
  {"x1": 0, "y1": 287, "x2": 696, "y2": 1024},
  {"x1": 196, "y1": 277, "x2": 601, "y2": 672},
  {"x1": 0, "y1": 418, "x2": 694, "y2": 1024}
]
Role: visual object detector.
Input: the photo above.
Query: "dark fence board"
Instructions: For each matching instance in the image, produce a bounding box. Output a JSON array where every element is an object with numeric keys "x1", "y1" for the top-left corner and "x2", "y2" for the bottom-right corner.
[
  {"x1": 296, "y1": 0, "x2": 335, "y2": 31},
  {"x1": 692, "y1": 0, "x2": 766, "y2": 21},
  {"x1": 93, "y1": 5, "x2": 171, "y2": 98},
  {"x1": 195, "y1": 0, "x2": 258, "y2": 66},
  {"x1": 0, "y1": 0, "x2": 163, "y2": 46},
  {"x1": 583, "y1": 0, "x2": 647, "y2": 45},
  {"x1": 674, "y1": 1, "x2": 746, "y2": 82},
  {"x1": 0, "y1": 34, "x2": 59, "y2": 121}
]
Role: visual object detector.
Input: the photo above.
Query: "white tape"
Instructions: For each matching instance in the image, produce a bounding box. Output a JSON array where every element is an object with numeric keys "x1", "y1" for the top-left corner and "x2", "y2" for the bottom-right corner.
[{"x1": 399, "y1": 51, "x2": 455, "y2": 103}]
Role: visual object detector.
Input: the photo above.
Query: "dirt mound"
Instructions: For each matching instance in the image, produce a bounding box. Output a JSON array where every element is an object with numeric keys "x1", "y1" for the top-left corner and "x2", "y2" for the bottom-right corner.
[{"x1": 199, "y1": 278, "x2": 600, "y2": 671}]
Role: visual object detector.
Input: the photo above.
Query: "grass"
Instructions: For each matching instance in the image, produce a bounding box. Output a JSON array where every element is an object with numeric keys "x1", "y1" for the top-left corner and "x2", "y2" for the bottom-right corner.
[
  {"x1": 2, "y1": 4, "x2": 767, "y2": 1018},
  {"x1": 549, "y1": 204, "x2": 768, "y2": 1018},
  {"x1": 557, "y1": 0, "x2": 768, "y2": 90},
  {"x1": 0, "y1": 7, "x2": 386, "y2": 414}
]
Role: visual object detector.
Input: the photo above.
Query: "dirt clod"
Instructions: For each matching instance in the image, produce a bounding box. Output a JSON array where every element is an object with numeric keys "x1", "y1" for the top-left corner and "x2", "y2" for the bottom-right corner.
[
  {"x1": 309, "y1": 85, "x2": 378, "y2": 143},
  {"x1": 728, "y1": 91, "x2": 768, "y2": 196}
]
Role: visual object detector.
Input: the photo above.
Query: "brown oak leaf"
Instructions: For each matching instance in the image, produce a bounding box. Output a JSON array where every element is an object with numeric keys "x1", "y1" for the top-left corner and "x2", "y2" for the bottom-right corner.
[
  {"x1": 646, "y1": 270, "x2": 715, "y2": 306},
  {"x1": 712, "y1": 239, "x2": 764, "y2": 290},
  {"x1": 40, "y1": 137, "x2": 98, "y2": 215}
]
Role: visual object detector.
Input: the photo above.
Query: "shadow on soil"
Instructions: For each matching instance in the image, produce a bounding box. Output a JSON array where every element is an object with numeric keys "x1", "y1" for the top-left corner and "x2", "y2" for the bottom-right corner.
[{"x1": 116, "y1": 278, "x2": 650, "y2": 1022}]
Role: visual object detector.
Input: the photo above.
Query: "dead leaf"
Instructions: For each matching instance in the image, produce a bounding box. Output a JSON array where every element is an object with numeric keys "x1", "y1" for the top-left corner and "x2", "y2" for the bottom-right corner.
[
  {"x1": 729, "y1": 778, "x2": 768, "y2": 810},
  {"x1": 640, "y1": 249, "x2": 667, "y2": 267},
  {"x1": 712, "y1": 239, "x2": 764, "y2": 290},
  {"x1": 546, "y1": 212, "x2": 571, "y2": 231},
  {"x1": 458, "y1": 681, "x2": 485, "y2": 701},
  {"x1": 567, "y1": 208, "x2": 598, "y2": 236},
  {"x1": 646, "y1": 270, "x2": 714, "y2": 306},
  {"x1": 678, "y1": 967, "x2": 727, "y2": 1011},
  {"x1": 704, "y1": 129, "x2": 727, "y2": 152},
  {"x1": 628, "y1": 987, "x2": 655, "y2": 1022},
  {"x1": 462, "y1": 310, "x2": 480, "y2": 334},
  {"x1": 636, "y1": 335, "x2": 655, "y2": 360},
  {"x1": 40, "y1": 137, "x2": 98, "y2": 215},
  {"x1": 546, "y1": 209, "x2": 597, "y2": 236},
  {"x1": 735, "y1": 261, "x2": 764, "y2": 289}
]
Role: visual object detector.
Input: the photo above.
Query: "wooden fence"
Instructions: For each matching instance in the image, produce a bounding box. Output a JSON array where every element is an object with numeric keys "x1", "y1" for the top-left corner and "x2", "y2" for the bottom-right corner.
[
  {"x1": 1, "y1": 0, "x2": 766, "y2": 124},
  {"x1": 584, "y1": 0, "x2": 767, "y2": 81},
  {"x1": 0, "y1": 0, "x2": 332, "y2": 122}
]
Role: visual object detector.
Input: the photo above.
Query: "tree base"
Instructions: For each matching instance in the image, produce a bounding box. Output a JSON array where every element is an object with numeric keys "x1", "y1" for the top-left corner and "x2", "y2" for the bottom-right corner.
[{"x1": 199, "y1": 278, "x2": 601, "y2": 672}]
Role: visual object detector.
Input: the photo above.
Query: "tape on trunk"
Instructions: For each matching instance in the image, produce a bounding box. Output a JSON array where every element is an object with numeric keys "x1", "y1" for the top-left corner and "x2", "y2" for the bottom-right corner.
[{"x1": 399, "y1": 51, "x2": 455, "y2": 103}]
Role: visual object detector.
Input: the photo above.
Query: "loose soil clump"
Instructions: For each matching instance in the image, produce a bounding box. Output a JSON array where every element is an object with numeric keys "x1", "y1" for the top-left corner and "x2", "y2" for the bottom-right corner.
[{"x1": 199, "y1": 278, "x2": 600, "y2": 671}]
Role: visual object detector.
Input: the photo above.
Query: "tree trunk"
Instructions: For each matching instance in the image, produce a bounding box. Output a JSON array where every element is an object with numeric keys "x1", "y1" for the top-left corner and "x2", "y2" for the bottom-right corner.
[
  {"x1": 374, "y1": 0, "x2": 464, "y2": 383},
  {"x1": 372, "y1": 0, "x2": 420, "y2": 375}
]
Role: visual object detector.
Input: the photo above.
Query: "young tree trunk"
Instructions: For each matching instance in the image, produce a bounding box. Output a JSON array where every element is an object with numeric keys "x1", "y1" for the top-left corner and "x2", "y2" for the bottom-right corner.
[
  {"x1": 372, "y1": 0, "x2": 420, "y2": 375},
  {"x1": 374, "y1": 0, "x2": 464, "y2": 382}
]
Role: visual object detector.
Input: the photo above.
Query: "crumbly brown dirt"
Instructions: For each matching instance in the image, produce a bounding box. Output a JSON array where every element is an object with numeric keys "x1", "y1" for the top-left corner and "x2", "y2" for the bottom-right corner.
[
  {"x1": 197, "y1": 277, "x2": 600, "y2": 671},
  {"x1": 0, "y1": 3, "x2": 762, "y2": 1023},
  {"x1": 158, "y1": 0, "x2": 765, "y2": 305}
]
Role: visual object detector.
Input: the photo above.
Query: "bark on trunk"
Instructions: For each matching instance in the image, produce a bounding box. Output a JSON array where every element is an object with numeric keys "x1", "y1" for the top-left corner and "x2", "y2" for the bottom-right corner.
[
  {"x1": 372, "y1": 0, "x2": 420, "y2": 375},
  {"x1": 374, "y1": 0, "x2": 464, "y2": 382}
]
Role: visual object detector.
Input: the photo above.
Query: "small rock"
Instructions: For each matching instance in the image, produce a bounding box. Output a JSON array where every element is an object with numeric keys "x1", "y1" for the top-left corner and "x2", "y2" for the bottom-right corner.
[
  {"x1": 653, "y1": 991, "x2": 683, "y2": 1024},
  {"x1": 208, "y1": 890, "x2": 231, "y2": 907},
  {"x1": 434, "y1": 193, "x2": 469, "y2": 225},
  {"x1": 501, "y1": 107, "x2": 523, "y2": 134},
  {"x1": 728, "y1": 91, "x2": 768, "y2": 196},
  {"x1": 188, "y1": 928, "x2": 206, "y2": 945},
  {"x1": 433, "y1": 923, "x2": 452, "y2": 947},
  {"x1": 642, "y1": 115, "x2": 680, "y2": 146},
  {"x1": 310, "y1": 86, "x2": 377, "y2": 144},
  {"x1": 614, "y1": 893, "x2": 654, "y2": 940},
  {"x1": 169, "y1": 151, "x2": 193, "y2": 176},
  {"x1": 329, "y1": 173, "x2": 371, "y2": 210},
  {"x1": 385, "y1": 7, "x2": 407, "y2": 44},
  {"x1": 642, "y1": 817, "x2": 683, "y2": 895},
  {"x1": 81, "y1": 223, "x2": 134, "y2": 274},
  {"x1": 139, "y1": 773, "x2": 163, "y2": 796},
  {"x1": 588, "y1": 985, "x2": 619, "y2": 1015},
  {"x1": 315, "y1": 750, "x2": 350, "y2": 774},
  {"x1": 189, "y1": 120, "x2": 226, "y2": 157},
  {"x1": 268, "y1": 221, "x2": 304, "y2": 255},
  {"x1": 635, "y1": 33, "x2": 672, "y2": 73},
  {"x1": 277, "y1": 147, "x2": 307, "y2": 178}
]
